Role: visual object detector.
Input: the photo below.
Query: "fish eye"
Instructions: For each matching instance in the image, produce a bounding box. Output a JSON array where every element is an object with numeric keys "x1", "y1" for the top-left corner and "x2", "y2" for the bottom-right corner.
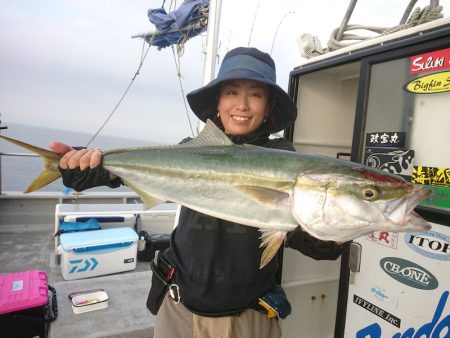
[{"x1": 360, "y1": 186, "x2": 379, "y2": 201}]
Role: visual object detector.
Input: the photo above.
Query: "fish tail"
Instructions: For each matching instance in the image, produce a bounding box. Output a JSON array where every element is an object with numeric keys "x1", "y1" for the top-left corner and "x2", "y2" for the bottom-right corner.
[
  {"x1": 259, "y1": 230, "x2": 286, "y2": 269},
  {"x1": 0, "y1": 135, "x2": 61, "y2": 193}
]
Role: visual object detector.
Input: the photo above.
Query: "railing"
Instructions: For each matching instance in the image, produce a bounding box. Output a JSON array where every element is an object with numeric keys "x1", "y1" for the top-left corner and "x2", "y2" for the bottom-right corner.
[{"x1": 0, "y1": 151, "x2": 39, "y2": 195}]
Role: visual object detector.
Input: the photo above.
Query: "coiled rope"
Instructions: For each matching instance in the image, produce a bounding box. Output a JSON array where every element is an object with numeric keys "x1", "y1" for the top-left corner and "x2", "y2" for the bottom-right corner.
[{"x1": 301, "y1": 4, "x2": 444, "y2": 58}]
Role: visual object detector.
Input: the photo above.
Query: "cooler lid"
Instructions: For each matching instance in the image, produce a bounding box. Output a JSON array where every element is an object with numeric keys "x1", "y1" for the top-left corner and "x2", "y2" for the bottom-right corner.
[
  {"x1": 60, "y1": 227, "x2": 138, "y2": 250},
  {"x1": 0, "y1": 270, "x2": 48, "y2": 315}
]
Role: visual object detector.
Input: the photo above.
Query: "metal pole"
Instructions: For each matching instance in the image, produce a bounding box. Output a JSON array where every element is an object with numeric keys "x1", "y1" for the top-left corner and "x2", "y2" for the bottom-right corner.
[
  {"x1": 400, "y1": 0, "x2": 418, "y2": 25},
  {"x1": 0, "y1": 114, "x2": 8, "y2": 195},
  {"x1": 197, "y1": 0, "x2": 222, "y2": 134},
  {"x1": 336, "y1": 0, "x2": 358, "y2": 42},
  {"x1": 202, "y1": 0, "x2": 222, "y2": 86},
  {"x1": 430, "y1": 0, "x2": 439, "y2": 9}
]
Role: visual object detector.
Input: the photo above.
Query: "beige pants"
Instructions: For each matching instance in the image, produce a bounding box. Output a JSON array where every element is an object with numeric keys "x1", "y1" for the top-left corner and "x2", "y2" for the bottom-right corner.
[{"x1": 154, "y1": 294, "x2": 282, "y2": 338}]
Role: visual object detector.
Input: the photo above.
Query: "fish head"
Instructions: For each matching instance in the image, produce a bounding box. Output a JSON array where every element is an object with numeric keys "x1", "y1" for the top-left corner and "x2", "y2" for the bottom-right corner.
[{"x1": 292, "y1": 165, "x2": 432, "y2": 241}]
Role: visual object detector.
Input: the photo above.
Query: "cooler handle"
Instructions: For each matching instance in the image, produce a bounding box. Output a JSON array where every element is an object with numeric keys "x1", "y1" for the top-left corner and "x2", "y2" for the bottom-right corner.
[{"x1": 72, "y1": 241, "x2": 134, "y2": 254}]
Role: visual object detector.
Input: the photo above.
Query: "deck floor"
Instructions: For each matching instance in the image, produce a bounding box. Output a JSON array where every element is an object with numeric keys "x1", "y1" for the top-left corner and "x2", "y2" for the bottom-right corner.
[{"x1": 0, "y1": 222, "x2": 157, "y2": 338}]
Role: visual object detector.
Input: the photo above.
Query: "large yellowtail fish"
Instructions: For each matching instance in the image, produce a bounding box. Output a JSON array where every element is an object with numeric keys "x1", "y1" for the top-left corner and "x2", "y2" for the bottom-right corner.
[{"x1": 0, "y1": 120, "x2": 431, "y2": 268}]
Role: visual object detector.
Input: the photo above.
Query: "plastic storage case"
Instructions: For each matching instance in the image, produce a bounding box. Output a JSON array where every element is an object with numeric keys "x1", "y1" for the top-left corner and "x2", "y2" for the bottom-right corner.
[
  {"x1": 0, "y1": 270, "x2": 57, "y2": 338},
  {"x1": 59, "y1": 227, "x2": 138, "y2": 280}
]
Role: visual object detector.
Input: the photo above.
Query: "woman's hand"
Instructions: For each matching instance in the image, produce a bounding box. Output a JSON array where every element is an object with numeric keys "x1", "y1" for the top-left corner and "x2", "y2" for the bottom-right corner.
[{"x1": 49, "y1": 142, "x2": 117, "y2": 180}]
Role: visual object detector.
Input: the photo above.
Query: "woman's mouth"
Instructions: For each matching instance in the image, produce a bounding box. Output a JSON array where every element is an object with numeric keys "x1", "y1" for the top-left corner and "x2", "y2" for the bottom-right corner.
[{"x1": 231, "y1": 115, "x2": 251, "y2": 121}]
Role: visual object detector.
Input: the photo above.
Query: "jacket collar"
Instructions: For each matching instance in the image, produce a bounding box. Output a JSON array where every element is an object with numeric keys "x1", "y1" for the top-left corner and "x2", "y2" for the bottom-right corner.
[{"x1": 227, "y1": 126, "x2": 270, "y2": 146}]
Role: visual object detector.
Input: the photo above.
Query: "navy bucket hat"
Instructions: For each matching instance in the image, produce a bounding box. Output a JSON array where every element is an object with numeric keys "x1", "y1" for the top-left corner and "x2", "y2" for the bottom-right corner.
[{"x1": 186, "y1": 47, "x2": 298, "y2": 133}]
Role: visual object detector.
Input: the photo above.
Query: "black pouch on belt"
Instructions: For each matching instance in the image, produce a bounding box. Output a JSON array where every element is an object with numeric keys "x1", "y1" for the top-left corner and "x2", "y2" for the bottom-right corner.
[{"x1": 146, "y1": 250, "x2": 176, "y2": 315}]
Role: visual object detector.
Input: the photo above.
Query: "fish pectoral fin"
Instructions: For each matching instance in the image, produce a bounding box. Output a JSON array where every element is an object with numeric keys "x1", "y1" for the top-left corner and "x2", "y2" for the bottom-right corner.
[
  {"x1": 235, "y1": 185, "x2": 290, "y2": 207},
  {"x1": 122, "y1": 179, "x2": 163, "y2": 209},
  {"x1": 259, "y1": 230, "x2": 286, "y2": 269}
]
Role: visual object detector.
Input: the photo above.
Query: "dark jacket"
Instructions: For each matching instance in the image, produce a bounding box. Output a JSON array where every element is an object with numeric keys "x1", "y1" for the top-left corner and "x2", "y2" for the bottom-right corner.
[
  {"x1": 60, "y1": 126, "x2": 347, "y2": 316},
  {"x1": 163, "y1": 127, "x2": 346, "y2": 316}
]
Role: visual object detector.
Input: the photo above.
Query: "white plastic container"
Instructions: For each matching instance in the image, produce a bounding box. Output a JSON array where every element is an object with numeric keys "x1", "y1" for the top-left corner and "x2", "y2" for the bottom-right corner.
[
  {"x1": 71, "y1": 290, "x2": 109, "y2": 314},
  {"x1": 59, "y1": 228, "x2": 138, "y2": 280}
]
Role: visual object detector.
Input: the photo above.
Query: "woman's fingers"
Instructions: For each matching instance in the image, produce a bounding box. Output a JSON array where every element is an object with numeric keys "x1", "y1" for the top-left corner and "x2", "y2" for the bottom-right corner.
[{"x1": 49, "y1": 141, "x2": 73, "y2": 155}]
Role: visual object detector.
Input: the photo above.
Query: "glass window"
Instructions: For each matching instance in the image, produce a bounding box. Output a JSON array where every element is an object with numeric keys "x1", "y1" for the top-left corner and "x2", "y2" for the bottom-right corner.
[{"x1": 362, "y1": 49, "x2": 450, "y2": 212}]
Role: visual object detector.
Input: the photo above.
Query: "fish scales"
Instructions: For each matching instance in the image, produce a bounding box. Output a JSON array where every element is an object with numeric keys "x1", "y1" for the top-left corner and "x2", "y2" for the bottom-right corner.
[{"x1": 103, "y1": 145, "x2": 300, "y2": 232}]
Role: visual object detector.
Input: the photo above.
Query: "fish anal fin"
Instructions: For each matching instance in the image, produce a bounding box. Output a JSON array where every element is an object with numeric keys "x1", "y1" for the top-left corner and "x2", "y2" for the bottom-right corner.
[
  {"x1": 259, "y1": 230, "x2": 286, "y2": 269},
  {"x1": 122, "y1": 179, "x2": 163, "y2": 209},
  {"x1": 25, "y1": 170, "x2": 61, "y2": 193},
  {"x1": 236, "y1": 185, "x2": 290, "y2": 207}
]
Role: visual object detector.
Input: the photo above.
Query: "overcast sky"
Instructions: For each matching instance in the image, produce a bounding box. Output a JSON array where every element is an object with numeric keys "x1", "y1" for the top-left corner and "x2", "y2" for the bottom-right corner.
[{"x1": 0, "y1": 0, "x2": 448, "y2": 144}]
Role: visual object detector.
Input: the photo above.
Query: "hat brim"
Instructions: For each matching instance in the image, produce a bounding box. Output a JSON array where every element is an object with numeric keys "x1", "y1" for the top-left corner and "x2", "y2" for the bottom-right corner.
[{"x1": 187, "y1": 70, "x2": 297, "y2": 133}]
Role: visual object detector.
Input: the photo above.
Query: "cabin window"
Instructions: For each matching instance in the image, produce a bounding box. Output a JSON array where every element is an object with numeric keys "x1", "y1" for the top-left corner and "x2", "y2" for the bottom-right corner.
[{"x1": 362, "y1": 49, "x2": 450, "y2": 212}]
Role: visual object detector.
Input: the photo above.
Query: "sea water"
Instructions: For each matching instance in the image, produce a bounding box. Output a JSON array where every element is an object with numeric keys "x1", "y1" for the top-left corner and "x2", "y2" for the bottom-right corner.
[{"x1": 0, "y1": 123, "x2": 156, "y2": 193}]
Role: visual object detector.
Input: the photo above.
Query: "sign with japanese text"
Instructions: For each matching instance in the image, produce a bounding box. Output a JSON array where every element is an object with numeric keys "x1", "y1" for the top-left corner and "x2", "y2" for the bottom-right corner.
[
  {"x1": 412, "y1": 166, "x2": 450, "y2": 188},
  {"x1": 365, "y1": 132, "x2": 405, "y2": 147},
  {"x1": 410, "y1": 47, "x2": 450, "y2": 74}
]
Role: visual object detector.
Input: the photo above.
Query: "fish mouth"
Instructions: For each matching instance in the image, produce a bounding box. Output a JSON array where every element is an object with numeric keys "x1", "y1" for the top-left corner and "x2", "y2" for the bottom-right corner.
[{"x1": 387, "y1": 186, "x2": 431, "y2": 230}]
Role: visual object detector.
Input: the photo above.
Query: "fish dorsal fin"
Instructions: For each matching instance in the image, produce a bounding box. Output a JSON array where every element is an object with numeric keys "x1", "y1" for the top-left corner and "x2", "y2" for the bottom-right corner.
[{"x1": 184, "y1": 119, "x2": 233, "y2": 147}]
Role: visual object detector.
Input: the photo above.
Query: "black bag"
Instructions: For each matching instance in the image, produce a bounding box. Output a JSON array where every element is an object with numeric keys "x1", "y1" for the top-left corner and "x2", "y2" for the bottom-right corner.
[
  {"x1": 1, "y1": 285, "x2": 58, "y2": 338},
  {"x1": 137, "y1": 231, "x2": 171, "y2": 262},
  {"x1": 146, "y1": 251, "x2": 176, "y2": 315}
]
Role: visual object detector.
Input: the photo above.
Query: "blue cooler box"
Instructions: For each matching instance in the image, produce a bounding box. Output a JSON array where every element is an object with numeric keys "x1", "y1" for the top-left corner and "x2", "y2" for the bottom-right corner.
[{"x1": 59, "y1": 227, "x2": 138, "y2": 280}]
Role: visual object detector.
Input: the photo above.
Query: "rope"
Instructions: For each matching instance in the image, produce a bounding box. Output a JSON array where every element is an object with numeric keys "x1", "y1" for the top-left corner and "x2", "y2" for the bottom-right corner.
[
  {"x1": 86, "y1": 1, "x2": 208, "y2": 145},
  {"x1": 171, "y1": 46, "x2": 195, "y2": 137},
  {"x1": 86, "y1": 39, "x2": 152, "y2": 147},
  {"x1": 301, "y1": 4, "x2": 444, "y2": 58}
]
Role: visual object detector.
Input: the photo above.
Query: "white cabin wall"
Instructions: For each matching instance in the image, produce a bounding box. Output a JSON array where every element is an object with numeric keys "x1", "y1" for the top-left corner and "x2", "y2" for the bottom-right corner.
[
  {"x1": 293, "y1": 63, "x2": 359, "y2": 157},
  {"x1": 282, "y1": 62, "x2": 360, "y2": 338}
]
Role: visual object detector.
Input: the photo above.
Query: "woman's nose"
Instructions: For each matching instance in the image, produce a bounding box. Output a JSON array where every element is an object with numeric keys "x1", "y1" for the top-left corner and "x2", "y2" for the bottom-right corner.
[{"x1": 237, "y1": 96, "x2": 249, "y2": 111}]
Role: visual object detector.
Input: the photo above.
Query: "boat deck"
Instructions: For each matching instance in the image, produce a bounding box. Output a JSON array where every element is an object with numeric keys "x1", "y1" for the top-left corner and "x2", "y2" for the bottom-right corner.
[{"x1": 0, "y1": 197, "x2": 176, "y2": 338}]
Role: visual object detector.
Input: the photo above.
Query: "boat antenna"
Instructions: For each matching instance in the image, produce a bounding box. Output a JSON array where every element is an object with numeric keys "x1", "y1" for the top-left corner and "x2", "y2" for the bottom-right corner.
[
  {"x1": 85, "y1": 39, "x2": 152, "y2": 147},
  {"x1": 247, "y1": 0, "x2": 261, "y2": 47}
]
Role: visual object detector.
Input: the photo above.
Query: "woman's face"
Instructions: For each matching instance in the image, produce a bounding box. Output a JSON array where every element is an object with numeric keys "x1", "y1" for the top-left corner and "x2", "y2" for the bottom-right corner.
[{"x1": 217, "y1": 79, "x2": 270, "y2": 136}]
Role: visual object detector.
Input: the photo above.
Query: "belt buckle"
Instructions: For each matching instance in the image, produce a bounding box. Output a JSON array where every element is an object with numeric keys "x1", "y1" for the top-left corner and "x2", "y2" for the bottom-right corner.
[{"x1": 169, "y1": 284, "x2": 181, "y2": 304}]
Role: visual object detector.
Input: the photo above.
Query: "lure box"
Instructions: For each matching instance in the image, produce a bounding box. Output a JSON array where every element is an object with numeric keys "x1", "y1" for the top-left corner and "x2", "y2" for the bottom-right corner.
[
  {"x1": 0, "y1": 270, "x2": 57, "y2": 338},
  {"x1": 59, "y1": 227, "x2": 138, "y2": 280}
]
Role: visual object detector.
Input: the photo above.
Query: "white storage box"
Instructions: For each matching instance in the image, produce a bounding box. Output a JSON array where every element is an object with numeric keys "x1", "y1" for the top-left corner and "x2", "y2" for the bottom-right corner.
[
  {"x1": 59, "y1": 227, "x2": 138, "y2": 280},
  {"x1": 64, "y1": 214, "x2": 136, "y2": 228}
]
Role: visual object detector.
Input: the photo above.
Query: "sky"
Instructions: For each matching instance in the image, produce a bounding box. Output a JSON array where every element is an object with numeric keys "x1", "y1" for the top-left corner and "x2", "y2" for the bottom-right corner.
[{"x1": 0, "y1": 0, "x2": 448, "y2": 145}]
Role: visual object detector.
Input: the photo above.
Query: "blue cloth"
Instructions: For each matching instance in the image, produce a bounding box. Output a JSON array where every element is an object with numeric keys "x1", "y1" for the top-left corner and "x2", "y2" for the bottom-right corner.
[
  {"x1": 259, "y1": 285, "x2": 292, "y2": 319},
  {"x1": 146, "y1": 0, "x2": 208, "y2": 48},
  {"x1": 56, "y1": 218, "x2": 101, "y2": 236}
]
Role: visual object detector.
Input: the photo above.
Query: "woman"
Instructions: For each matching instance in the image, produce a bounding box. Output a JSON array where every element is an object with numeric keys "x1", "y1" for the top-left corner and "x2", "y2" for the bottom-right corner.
[{"x1": 51, "y1": 47, "x2": 346, "y2": 338}]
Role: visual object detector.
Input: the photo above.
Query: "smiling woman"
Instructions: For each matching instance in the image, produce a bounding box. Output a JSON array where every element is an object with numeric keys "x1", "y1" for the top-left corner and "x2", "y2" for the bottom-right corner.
[{"x1": 217, "y1": 79, "x2": 270, "y2": 135}]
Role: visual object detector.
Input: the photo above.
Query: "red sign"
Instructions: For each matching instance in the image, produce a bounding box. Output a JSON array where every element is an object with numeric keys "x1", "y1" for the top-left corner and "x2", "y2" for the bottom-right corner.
[{"x1": 410, "y1": 48, "x2": 450, "y2": 74}]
